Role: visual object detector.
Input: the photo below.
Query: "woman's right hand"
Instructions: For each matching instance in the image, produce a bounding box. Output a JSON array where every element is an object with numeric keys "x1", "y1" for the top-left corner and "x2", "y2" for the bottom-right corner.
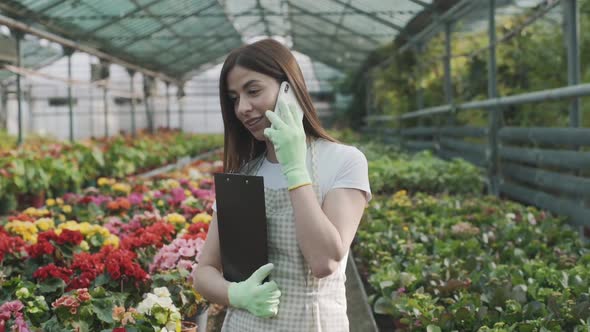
[{"x1": 227, "y1": 263, "x2": 281, "y2": 318}]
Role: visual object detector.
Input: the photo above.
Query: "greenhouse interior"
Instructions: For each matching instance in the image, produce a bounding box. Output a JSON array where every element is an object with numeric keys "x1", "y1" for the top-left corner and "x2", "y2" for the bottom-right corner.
[{"x1": 0, "y1": 0, "x2": 589, "y2": 331}]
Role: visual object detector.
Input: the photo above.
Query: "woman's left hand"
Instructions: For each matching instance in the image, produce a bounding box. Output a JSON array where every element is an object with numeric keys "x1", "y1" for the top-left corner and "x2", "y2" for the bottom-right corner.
[{"x1": 264, "y1": 101, "x2": 311, "y2": 190}]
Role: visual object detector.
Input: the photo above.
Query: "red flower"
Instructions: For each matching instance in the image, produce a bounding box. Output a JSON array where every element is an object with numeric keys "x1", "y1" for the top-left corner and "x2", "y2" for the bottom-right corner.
[
  {"x1": 103, "y1": 248, "x2": 148, "y2": 282},
  {"x1": 0, "y1": 233, "x2": 26, "y2": 262},
  {"x1": 26, "y1": 240, "x2": 55, "y2": 258},
  {"x1": 33, "y1": 264, "x2": 73, "y2": 283},
  {"x1": 113, "y1": 328, "x2": 126, "y2": 332},
  {"x1": 56, "y1": 229, "x2": 84, "y2": 246}
]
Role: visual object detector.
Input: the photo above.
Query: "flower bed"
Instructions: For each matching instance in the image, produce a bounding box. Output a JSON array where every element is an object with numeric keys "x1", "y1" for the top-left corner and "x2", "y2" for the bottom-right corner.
[
  {"x1": 0, "y1": 130, "x2": 223, "y2": 213},
  {"x1": 0, "y1": 157, "x2": 223, "y2": 331},
  {"x1": 354, "y1": 190, "x2": 590, "y2": 331}
]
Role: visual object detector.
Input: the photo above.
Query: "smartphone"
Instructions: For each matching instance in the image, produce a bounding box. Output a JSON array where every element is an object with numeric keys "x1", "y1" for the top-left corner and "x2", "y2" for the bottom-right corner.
[{"x1": 273, "y1": 81, "x2": 304, "y2": 121}]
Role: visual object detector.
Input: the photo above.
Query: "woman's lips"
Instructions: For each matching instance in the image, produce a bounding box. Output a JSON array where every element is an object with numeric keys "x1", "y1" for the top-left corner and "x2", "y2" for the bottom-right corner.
[{"x1": 245, "y1": 116, "x2": 264, "y2": 129}]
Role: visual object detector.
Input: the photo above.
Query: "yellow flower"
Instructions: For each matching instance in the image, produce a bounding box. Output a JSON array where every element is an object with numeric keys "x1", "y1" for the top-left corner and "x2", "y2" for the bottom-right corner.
[
  {"x1": 58, "y1": 214, "x2": 66, "y2": 222},
  {"x1": 97, "y1": 177, "x2": 110, "y2": 186},
  {"x1": 103, "y1": 234, "x2": 120, "y2": 248},
  {"x1": 62, "y1": 205, "x2": 72, "y2": 214},
  {"x1": 166, "y1": 213, "x2": 186, "y2": 224},
  {"x1": 112, "y1": 183, "x2": 131, "y2": 194},
  {"x1": 46, "y1": 199, "x2": 56, "y2": 207},
  {"x1": 99, "y1": 227, "x2": 111, "y2": 238},
  {"x1": 5, "y1": 221, "x2": 38, "y2": 243},
  {"x1": 56, "y1": 198, "x2": 64, "y2": 206},
  {"x1": 78, "y1": 222, "x2": 92, "y2": 236},
  {"x1": 192, "y1": 213, "x2": 212, "y2": 224},
  {"x1": 189, "y1": 181, "x2": 200, "y2": 189},
  {"x1": 58, "y1": 220, "x2": 80, "y2": 232},
  {"x1": 165, "y1": 179, "x2": 180, "y2": 189},
  {"x1": 157, "y1": 200, "x2": 164, "y2": 207},
  {"x1": 23, "y1": 207, "x2": 38, "y2": 217},
  {"x1": 184, "y1": 190, "x2": 192, "y2": 197},
  {"x1": 34, "y1": 218, "x2": 55, "y2": 231},
  {"x1": 403, "y1": 226, "x2": 409, "y2": 232},
  {"x1": 80, "y1": 240, "x2": 90, "y2": 251}
]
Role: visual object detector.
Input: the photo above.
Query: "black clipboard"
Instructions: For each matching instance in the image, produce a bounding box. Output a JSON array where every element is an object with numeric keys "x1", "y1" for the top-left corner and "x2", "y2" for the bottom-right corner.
[{"x1": 214, "y1": 173, "x2": 268, "y2": 283}]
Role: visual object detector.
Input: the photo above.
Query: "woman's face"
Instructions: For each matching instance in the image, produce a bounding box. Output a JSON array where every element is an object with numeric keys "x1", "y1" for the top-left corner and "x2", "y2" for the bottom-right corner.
[{"x1": 227, "y1": 65, "x2": 279, "y2": 141}]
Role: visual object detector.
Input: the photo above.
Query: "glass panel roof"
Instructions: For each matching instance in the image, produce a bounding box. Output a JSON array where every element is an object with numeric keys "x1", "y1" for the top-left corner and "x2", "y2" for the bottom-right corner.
[
  {"x1": 0, "y1": 33, "x2": 63, "y2": 81},
  {"x1": 0, "y1": 0, "x2": 434, "y2": 81}
]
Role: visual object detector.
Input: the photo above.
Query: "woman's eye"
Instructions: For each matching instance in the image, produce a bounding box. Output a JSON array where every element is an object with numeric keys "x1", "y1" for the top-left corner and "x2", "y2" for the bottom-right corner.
[{"x1": 248, "y1": 89, "x2": 260, "y2": 96}]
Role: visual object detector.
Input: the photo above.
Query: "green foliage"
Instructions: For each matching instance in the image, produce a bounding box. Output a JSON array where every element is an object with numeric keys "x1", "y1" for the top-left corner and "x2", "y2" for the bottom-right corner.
[
  {"x1": 337, "y1": 1, "x2": 590, "y2": 128},
  {"x1": 358, "y1": 142, "x2": 485, "y2": 195},
  {"x1": 355, "y1": 190, "x2": 590, "y2": 331}
]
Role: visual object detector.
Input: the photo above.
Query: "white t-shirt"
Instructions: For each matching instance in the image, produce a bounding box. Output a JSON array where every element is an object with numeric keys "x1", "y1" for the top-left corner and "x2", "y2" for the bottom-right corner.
[{"x1": 213, "y1": 138, "x2": 371, "y2": 211}]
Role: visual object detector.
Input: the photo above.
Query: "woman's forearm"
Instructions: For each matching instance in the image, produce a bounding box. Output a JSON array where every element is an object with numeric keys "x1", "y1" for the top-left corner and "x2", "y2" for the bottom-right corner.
[
  {"x1": 194, "y1": 265, "x2": 231, "y2": 306},
  {"x1": 289, "y1": 185, "x2": 344, "y2": 278}
]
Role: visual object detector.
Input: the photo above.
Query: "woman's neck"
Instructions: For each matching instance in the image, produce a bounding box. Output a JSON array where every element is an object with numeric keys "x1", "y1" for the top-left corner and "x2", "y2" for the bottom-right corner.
[{"x1": 264, "y1": 139, "x2": 279, "y2": 164}]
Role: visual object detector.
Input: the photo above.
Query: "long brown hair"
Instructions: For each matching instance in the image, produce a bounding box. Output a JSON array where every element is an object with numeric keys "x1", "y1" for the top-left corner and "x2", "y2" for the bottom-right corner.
[{"x1": 219, "y1": 38, "x2": 337, "y2": 173}]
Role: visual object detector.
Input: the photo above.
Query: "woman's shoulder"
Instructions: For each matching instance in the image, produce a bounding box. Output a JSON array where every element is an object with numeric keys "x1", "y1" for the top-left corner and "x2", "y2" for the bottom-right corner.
[{"x1": 315, "y1": 138, "x2": 366, "y2": 160}]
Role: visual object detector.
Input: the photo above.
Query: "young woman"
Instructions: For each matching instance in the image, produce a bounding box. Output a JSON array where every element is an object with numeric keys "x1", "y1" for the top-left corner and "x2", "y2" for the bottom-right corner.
[{"x1": 193, "y1": 38, "x2": 371, "y2": 331}]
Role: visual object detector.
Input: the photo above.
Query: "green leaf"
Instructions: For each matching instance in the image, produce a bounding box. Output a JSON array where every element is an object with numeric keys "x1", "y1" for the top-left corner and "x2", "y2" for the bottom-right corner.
[
  {"x1": 91, "y1": 298, "x2": 114, "y2": 323},
  {"x1": 93, "y1": 273, "x2": 110, "y2": 287},
  {"x1": 38, "y1": 277, "x2": 66, "y2": 294},
  {"x1": 373, "y1": 296, "x2": 392, "y2": 315},
  {"x1": 41, "y1": 316, "x2": 70, "y2": 332},
  {"x1": 427, "y1": 325, "x2": 442, "y2": 332}
]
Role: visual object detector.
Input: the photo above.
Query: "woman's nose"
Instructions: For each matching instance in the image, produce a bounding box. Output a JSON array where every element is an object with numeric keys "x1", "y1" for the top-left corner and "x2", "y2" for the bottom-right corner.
[{"x1": 236, "y1": 97, "x2": 252, "y2": 115}]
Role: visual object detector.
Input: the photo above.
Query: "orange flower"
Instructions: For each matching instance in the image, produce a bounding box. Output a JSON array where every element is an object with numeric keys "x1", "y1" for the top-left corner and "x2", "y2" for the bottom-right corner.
[
  {"x1": 117, "y1": 198, "x2": 131, "y2": 210},
  {"x1": 107, "y1": 201, "x2": 120, "y2": 211}
]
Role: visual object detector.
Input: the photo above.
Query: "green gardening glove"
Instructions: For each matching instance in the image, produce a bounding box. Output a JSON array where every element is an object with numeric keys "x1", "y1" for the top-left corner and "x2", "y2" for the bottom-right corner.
[
  {"x1": 228, "y1": 263, "x2": 281, "y2": 318},
  {"x1": 264, "y1": 101, "x2": 311, "y2": 190}
]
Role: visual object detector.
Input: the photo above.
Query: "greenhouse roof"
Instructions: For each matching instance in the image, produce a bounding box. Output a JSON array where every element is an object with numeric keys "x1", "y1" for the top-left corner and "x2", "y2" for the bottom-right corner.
[
  {"x1": 0, "y1": 0, "x2": 440, "y2": 82},
  {"x1": 0, "y1": 34, "x2": 63, "y2": 81}
]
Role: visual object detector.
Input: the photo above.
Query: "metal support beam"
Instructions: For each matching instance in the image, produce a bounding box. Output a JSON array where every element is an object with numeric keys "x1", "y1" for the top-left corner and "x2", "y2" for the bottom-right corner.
[
  {"x1": 443, "y1": 22, "x2": 454, "y2": 125},
  {"x1": 564, "y1": 0, "x2": 581, "y2": 127},
  {"x1": 84, "y1": 0, "x2": 162, "y2": 35},
  {"x1": 328, "y1": 0, "x2": 406, "y2": 32},
  {"x1": 407, "y1": 0, "x2": 432, "y2": 8},
  {"x1": 177, "y1": 84, "x2": 185, "y2": 132},
  {"x1": 127, "y1": 69, "x2": 137, "y2": 137},
  {"x1": 256, "y1": 0, "x2": 272, "y2": 36},
  {"x1": 143, "y1": 74, "x2": 155, "y2": 134},
  {"x1": 165, "y1": 81, "x2": 171, "y2": 129},
  {"x1": 0, "y1": 83, "x2": 7, "y2": 130},
  {"x1": 487, "y1": 0, "x2": 500, "y2": 196},
  {"x1": 416, "y1": 43, "x2": 424, "y2": 111},
  {"x1": 103, "y1": 86, "x2": 109, "y2": 138},
  {"x1": 64, "y1": 46, "x2": 75, "y2": 142},
  {"x1": 399, "y1": 0, "x2": 476, "y2": 53},
  {"x1": 122, "y1": 2, "x2": 219, "y2": 49},
  {"x1": 0, "y1": 13, "x2": 178, "y2": 84},
  {"x1": 287, "y1": 2, "x2": 382, "y2": 44},
  {"x1": 11, "y1": 29, "x2": 24, "y2": 146}
]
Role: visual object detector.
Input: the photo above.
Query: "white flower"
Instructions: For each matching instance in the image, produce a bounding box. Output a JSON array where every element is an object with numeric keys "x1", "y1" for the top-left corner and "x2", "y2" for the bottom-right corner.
[
  {"x1": 137, "y1": 293, "x2": 158, "y2": 314},
  {"x1": 154, "y1": 287, "x2": 171, "y2": 298},
  {"x1": 506, "y1": 213, "x2": 516, "y2": 221},
  {"x1": 527, "y1": 213, "x2": 537, "y2": 225}
]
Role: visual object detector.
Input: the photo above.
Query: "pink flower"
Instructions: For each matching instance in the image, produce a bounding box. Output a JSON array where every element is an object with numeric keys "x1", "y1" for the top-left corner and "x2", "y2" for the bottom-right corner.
[
  {"x1": 0, "y1": 300, "x2": 24, "y2": 313},
  {"x1": 177, "y1": 259, "x2": 194, "y2": 271},
  {"x1": 170, "y1": 188, "x2": 186, "y2": 204},
  {"x1": 192, "y1": 189, "x2": 213, "y2": 200},
  {"x1": 127, "y1": 193, "x2": 143, "y2": 205},
  {"x1": 178, "y1": 246, "x2": 195, "y2": 258}
]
